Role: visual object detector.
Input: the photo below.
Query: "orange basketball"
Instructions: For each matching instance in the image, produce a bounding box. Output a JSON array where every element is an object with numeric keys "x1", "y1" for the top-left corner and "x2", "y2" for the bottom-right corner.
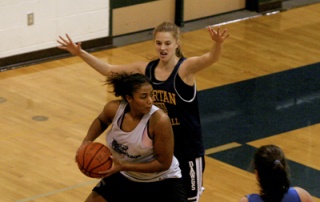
[{"x1": 76, "y1": 142, "x2": 113, "y2": 178}]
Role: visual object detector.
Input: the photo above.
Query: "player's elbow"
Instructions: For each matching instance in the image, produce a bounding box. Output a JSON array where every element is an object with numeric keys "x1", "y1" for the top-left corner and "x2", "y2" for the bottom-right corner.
[
  {"x1": 162, "y1": 162, "x2": 172, "y2": 171},
  {"x1": 157, "y1": 157, "x2": 172, "y2": 171}
]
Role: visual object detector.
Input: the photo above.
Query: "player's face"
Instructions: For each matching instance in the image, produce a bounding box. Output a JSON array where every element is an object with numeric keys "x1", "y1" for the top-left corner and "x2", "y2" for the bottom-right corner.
[
  {"x1": 129, "y1": 83, "x2": 154, "y2": 114},
  {"x1": 154, "y1": 32, "x2": 179, "y2": 61}
]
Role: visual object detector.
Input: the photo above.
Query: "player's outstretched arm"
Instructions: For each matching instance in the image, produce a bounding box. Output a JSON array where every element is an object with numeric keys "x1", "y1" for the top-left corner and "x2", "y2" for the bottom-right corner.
[
  {"x1": 183, "y1": 26, "x2": 230, "y2": 75},
  {"x1": 57, "y1": 34, "x2": 113, "y2": 75},
  {"x1": 57, "y1": 34, "x2": 147, "y2": 76}
]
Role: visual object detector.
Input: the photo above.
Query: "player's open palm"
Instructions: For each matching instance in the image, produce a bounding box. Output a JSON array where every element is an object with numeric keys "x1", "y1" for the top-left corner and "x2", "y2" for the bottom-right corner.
[
  {"x1": 57, "y1": 34, "x2": 82, "y2": 56},
  {"x1": 208, "y1": 26, "x2": 230, "y2": 44}
]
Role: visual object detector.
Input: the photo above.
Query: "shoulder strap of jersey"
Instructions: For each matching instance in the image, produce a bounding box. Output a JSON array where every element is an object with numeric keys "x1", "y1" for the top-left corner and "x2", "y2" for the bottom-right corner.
[
  {"x1": 145, "y1": 59, "x2": 159, "y2": 79},
  {"x1": 172, "y1": 57, "x2": 186, "y2": 76},
  {"x1": 112, "y1": 100, "x2": 127, "y2": 124}
]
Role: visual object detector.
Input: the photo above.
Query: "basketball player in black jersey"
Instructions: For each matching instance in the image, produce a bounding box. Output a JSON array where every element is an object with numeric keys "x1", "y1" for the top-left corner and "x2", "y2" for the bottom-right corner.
[{"x1": 58, "y1": 21, "x2": 229, "y2": 202}]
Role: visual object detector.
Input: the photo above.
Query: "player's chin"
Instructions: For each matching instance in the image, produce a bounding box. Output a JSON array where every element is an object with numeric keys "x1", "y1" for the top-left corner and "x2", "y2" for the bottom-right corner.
[{"x1": 144, "y1": 107, "x2": 152, "y2": 113}]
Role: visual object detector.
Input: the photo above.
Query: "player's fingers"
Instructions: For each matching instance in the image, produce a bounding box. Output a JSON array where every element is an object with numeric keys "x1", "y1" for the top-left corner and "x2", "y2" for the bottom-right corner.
[
  {"x1": 221, "y1": 28, "x2": 228, "y2": 36},
  {"x1": 66, "y1": 34, "x2": 74, "y2": 44},
  {"x1": 58, "y1": 35, "x2": 69, "y2": 44},
  {"x1": 56, "y1": 40, "x2": 66, "y2": 47},
  {"x1": 207, "y1": 26, "x2": 216, "y2": 37},
  {"x1": 216, "y1": 26, "x2": 220, "y2": 34}
]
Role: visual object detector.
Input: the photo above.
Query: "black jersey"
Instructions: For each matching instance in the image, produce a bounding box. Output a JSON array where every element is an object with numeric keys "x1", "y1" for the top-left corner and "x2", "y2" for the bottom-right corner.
[{"x1": 145, "y1": 58, "x2": 204, "y2": 159}]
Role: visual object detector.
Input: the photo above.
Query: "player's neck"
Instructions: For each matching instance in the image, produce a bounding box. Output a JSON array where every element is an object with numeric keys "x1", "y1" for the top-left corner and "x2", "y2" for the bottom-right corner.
[{"x1": 158, "y1": 56, "x2": 179, "y2": 70}]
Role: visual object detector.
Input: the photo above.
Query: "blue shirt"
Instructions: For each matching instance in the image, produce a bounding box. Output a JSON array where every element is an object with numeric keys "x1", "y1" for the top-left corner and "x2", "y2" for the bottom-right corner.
[{"x1": 247, "y1": 187, "x2": 301, "y2": 202}]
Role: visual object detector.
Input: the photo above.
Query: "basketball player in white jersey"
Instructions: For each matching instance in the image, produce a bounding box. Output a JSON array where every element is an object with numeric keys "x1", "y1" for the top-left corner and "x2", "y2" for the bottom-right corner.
[{"x1": 79, "y1": 72, "x2": 187, "y2": 202}]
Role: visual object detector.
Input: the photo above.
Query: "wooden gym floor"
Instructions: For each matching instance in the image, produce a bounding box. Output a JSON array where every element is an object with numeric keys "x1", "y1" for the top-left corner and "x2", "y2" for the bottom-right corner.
[{"x1": 1, "y1": 2, "x2": 320, "y2": 202}]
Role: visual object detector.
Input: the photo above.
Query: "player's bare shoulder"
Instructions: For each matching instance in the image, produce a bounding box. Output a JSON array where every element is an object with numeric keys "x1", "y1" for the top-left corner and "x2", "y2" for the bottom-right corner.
[
  {"x1": 149, "y1": 108, "x2": 173, "y2": 139},
  {"x1": 150, "y1": 108, "x2": 171, "y2": 127},
  {"x1": 103, "y1": 100, "x2": 122, "y2": 118}
]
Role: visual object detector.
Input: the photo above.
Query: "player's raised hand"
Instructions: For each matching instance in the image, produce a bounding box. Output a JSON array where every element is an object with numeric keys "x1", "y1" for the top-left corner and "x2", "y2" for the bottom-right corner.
[
  {"x1": 207, "y1": 26, "x2": 230, "y2": 44},
  {"x1": 57, "y1": 34, "x2": 82, "y2": 56}
]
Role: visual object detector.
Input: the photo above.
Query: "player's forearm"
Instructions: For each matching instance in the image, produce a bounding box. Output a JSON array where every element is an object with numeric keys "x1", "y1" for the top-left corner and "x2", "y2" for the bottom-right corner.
[
  {"x1": 78, "y1": 50, "x2": 111, "y2": 76},
  {"x1": 121, "y1": 159, "x2": 171, "y2": 173},
  {"x1": 208, "y1": 41, "x2": 224, "y2": 64},
  {"x1": 83, "y1": 118, "x2": 108, "y2": 143},
  {"x1": 197, "y1": 42, "x2": 224, "y2": 69}
]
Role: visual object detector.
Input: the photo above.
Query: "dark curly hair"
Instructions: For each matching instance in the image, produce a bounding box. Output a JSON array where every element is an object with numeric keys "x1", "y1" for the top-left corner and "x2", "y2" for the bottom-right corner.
[{"x1": 106, "y1": 72, "x2": 152, "y2": 101}]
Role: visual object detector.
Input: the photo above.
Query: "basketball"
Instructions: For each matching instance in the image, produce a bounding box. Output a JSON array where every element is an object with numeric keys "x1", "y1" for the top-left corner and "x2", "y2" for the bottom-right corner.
[{"x1": 76, "y1": 142, "x2": 113, "y2": 178}]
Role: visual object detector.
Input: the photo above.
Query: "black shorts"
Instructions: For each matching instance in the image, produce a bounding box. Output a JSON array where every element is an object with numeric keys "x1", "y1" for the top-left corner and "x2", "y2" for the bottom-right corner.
[
  {"x1": 93, "y1": 172, "x2": 187, "y2": 202},
  {"x1": 179, "y1": 156, "x2": 205, "y2": 202}
]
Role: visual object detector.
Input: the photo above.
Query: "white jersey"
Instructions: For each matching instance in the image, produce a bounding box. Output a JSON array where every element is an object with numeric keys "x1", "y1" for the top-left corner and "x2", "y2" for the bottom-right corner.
[{"x1": 106, "y1": 100, "x2": 181, "y2": 182}]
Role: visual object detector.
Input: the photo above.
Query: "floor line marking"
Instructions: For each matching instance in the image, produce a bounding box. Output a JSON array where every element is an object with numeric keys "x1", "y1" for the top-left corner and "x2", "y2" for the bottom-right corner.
[
  {"x1": 205, "y1": 142, "x2": 242, "y2": 155},
  {"x1": 15, "y1": 180, "x2": 99, "y2": 202}
]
